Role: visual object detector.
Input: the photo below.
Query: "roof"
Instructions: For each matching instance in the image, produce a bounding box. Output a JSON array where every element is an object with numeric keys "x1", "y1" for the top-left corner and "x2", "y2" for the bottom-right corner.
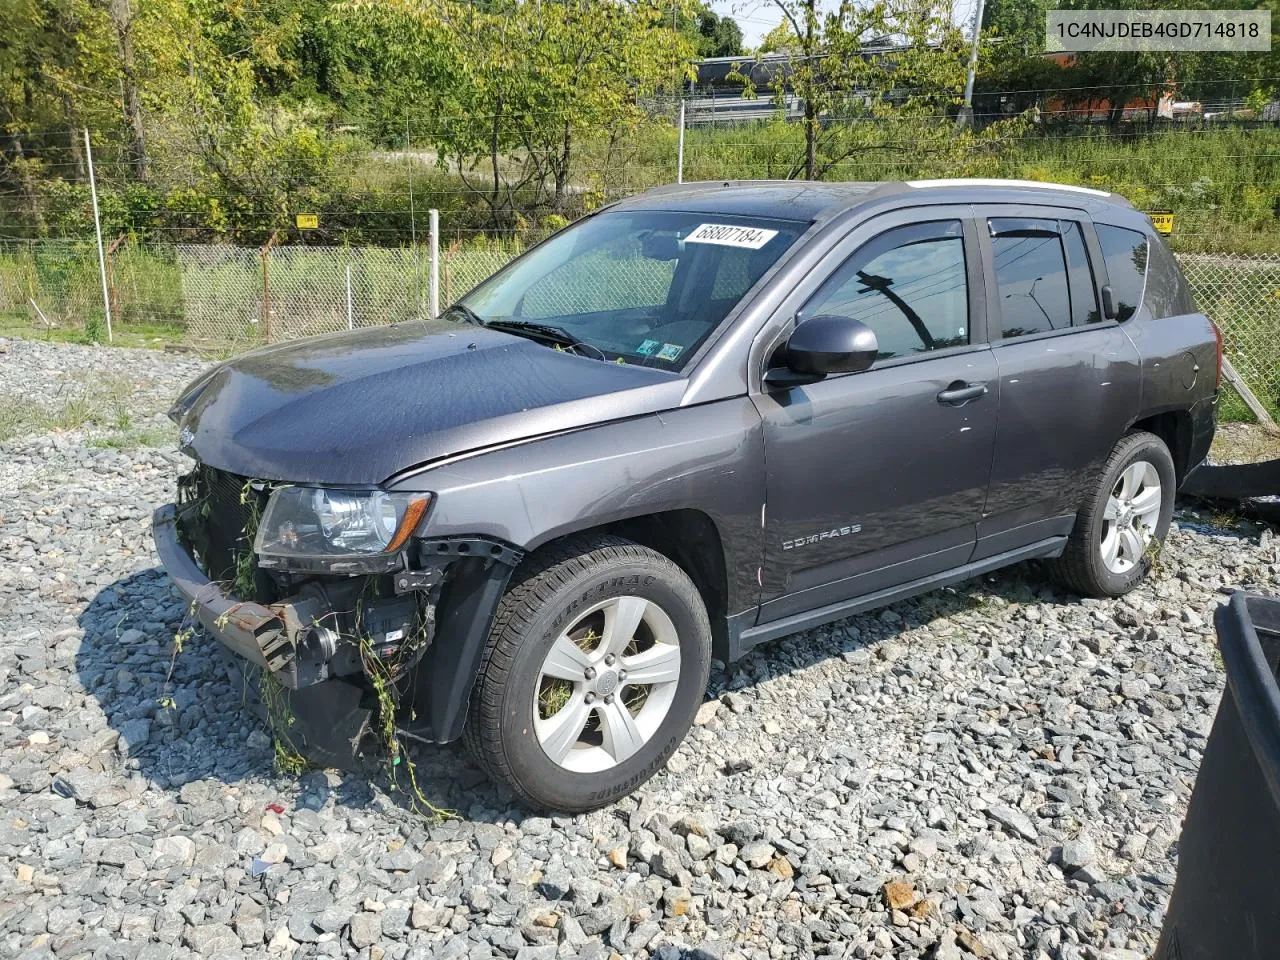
[
  {"x1": 611, "y1": 180, "x2": 903, "y2": 223},
  {"x1": 614, "y1": 178, "x2": 1135, "y2": 224}
]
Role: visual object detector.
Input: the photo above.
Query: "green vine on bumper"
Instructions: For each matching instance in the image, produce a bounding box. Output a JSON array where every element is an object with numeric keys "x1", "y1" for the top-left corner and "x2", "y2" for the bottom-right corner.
[
  {"x1": 359, "y1": 630, "x2": 456, "y2": 821},
  {"x1": 259, "y1": 668, "x2": 309, "y2": 776}
]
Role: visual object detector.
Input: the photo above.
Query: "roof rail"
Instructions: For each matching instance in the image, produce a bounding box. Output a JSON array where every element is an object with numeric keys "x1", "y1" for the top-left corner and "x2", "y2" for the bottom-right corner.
[{"x1": 906, "y1": 178, "x2": 1113, "y2": 198}]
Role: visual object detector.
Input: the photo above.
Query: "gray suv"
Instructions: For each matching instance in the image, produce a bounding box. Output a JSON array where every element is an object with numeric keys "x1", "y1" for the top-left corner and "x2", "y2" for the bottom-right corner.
[{"x1": 154, "y1": 179, "x2": 1219, "y2": 811}]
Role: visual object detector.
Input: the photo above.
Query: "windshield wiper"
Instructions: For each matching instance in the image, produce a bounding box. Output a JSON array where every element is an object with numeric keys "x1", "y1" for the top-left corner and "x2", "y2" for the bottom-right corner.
[
  {"x1": 442, "y1": 302, "x2": 485, "y2": 326},
  {"x1": 484, "y1": 319, "x2": 606, "y2": 360}
]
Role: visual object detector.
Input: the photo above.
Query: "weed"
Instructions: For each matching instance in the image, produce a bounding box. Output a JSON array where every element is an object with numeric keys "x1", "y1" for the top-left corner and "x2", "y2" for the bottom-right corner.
[
  {"x1": 259, "y1": 669, "x2": 309, "y2": 776},
  {"x1": 359, "y1": 625, "x2": 455, "y2": 821},
  {"x1": 88, "y1": 426, "x2": 172, "y2": 449},
  {"x1": 1209, "y1": 509, "x2": 1241, "y2": 531},
  {"x1": 1142, "y1": 526, "x2": 1168, "y2": 578},
  {"x1": 232, "y1": 479, "x2": 264, "y2": 599}
]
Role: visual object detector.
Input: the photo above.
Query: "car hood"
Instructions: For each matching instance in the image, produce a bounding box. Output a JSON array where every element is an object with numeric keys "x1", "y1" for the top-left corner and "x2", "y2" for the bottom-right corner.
[{"x1": 173, "y1": 320, "x2": 685, "y2": 484}]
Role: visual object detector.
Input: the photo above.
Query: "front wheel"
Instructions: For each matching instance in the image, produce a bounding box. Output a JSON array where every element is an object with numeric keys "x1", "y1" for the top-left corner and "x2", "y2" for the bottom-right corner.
[
  {"x1": 1048, "y1": 430, "x2": 1176, "y2": 598},
  {"x1": 464, "y1": 534, "x2": 711, "y2": 812}
]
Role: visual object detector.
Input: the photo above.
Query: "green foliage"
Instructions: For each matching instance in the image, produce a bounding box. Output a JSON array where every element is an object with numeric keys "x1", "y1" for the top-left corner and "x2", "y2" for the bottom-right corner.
[
  {"x1": 676, "y1": 2, "x2": 744, "y2": 58},
  {"x1": 738, "y1": 1, "x2": 1030, "y2": 180}
]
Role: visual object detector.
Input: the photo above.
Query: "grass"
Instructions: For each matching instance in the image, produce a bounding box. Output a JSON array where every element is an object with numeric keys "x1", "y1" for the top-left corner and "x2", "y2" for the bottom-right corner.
[
  {"x1": 87, "y1": 425, "x2": 173, "y2": 449},
  {"x1": 1210, "y1": 422, "x2": 1280, "y2": 465},
  {"x1": 0, "y1": 374, "x2": 139, "y2": 442},
  {"x1": 0, "y1": 317, "x2": 188, "y2": 350}
]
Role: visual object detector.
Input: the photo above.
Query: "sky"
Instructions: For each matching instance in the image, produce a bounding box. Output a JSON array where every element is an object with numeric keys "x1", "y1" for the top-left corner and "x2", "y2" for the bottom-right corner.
[{"x1": 708, "y1": 0, "x2": 984, "y2": 50}]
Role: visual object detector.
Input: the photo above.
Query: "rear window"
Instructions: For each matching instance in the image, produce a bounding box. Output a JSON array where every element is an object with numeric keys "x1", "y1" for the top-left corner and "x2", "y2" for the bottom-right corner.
[{"x1": 1095, "y1": 224, "x2": 1148, "y2": 321}]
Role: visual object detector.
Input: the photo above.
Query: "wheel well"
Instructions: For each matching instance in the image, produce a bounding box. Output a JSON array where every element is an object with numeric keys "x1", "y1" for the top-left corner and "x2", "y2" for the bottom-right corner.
[
  {"x1": 1131, "y1": 411, "x2": 1192, "y2": 484},
  {"x1": 533, "y1": 511, "x2": 731, "y2": 660}
]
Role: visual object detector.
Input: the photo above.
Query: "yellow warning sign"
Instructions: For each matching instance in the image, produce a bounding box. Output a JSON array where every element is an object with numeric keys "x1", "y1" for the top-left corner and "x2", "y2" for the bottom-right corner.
[
  {"x1": 1147, "y1": 211, "x2": 1174, "y2": 235},
  {"x1": 295, "y1": 214, "x2": 319, "y2": 230}
]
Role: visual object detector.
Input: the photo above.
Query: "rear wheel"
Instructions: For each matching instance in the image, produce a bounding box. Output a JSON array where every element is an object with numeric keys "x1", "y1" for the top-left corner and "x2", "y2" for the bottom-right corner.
[
  {"x1": 464, "y1": 534, "x2": 711, "y2": 812},
  {"x1": 1048, "y1": 430, "x2": 1176, "y2": 597}
]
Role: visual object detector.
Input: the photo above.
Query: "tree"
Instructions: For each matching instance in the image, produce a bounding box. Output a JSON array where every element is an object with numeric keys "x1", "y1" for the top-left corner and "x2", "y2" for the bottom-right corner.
[
  {"x1": 677, "y1": 4, "x2": 744, "y2": 58},
  {"x1": 352, "y1": 0, "x2": 692, "y2": 229},
  {"x1": 749, "y1": 1, "x2": 1010, "y2": 180}
]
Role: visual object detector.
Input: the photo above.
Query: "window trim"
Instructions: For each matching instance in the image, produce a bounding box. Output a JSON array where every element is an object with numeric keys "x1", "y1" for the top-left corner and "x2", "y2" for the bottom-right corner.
[{"x1": 1059, "y1": 219, "x2": 1102, "y2": 327}]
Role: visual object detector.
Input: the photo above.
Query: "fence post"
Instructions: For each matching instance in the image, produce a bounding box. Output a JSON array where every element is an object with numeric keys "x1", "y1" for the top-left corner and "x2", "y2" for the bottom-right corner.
[
  {"x1": 260, "y1": 231, "x2": 279, "y2": 342},
  {"x1": 428, "y1": 208, "x2": 440, "y2": 319},
  {"x1": 346, "y1": 263, "x2": 354, "y2": 330},
  {"x1": 106, "y1": 234, "x2": 126, "y2": 327},
  {"x1": 676, "y1": 100, "x2": 685, "y2": 184},
  {"x1": 84, "y1": 129, "x2": 113, "y2": 342}
]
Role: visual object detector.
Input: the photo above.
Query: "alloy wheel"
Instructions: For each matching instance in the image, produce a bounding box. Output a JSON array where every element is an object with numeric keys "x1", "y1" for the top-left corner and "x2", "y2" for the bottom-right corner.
[
  {"x1": 1100, "y1": 459, "x2": 1163, "y2": 574},
  {"x1": 532, "y1": 595, "x2": 682, "y2": 773}
]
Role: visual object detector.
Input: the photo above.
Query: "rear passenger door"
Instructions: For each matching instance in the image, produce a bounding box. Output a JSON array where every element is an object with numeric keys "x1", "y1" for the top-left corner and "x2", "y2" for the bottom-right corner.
[{"x1": 975, "y1": 205, "x2": 1141, "y2": 559}]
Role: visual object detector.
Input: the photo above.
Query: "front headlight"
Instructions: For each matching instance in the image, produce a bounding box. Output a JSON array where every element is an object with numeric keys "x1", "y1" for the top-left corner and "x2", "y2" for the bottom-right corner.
[{"x1": 254, "y1": 487, "x2": 432, "y2": 561}]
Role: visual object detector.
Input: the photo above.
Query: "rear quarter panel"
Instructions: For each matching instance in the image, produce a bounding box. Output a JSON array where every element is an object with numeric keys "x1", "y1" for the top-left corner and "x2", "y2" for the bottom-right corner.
[{"x1": 1120, "y1": 232, "x2": 1219, "y2": 470}]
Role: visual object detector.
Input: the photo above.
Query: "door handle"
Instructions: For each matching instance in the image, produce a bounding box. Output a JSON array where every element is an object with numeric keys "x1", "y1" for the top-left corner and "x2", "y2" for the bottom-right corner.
[{"x1": 937, "y1": 381, "x2": 987, "y2": 406}]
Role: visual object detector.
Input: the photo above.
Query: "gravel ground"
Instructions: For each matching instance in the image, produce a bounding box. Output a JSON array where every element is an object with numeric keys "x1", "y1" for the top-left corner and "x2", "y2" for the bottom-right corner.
[{"x1": 3, "y1": 336, "x2": 1279, "y2": 960}]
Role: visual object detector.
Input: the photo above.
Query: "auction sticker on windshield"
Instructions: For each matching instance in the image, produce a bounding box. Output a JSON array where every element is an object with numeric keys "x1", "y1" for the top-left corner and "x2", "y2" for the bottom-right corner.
[{"x1": 685, "y1": 223, "x2": 779, "y2": 249}]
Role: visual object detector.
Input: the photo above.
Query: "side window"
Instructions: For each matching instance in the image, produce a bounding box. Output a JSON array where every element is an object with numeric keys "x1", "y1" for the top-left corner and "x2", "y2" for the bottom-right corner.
[
  {"x1": 1061, "y1": 221, "x2": 1101, "y2": 325},
  {"x1": 989, "y1": 218, "x2": 1072, "y2": 338},
  {"x1": 802, "y1": 220, "x2": 969, "y2": 361},
  {"x1": 1095, "y1": 224, "x2": 1148, "y2": 322}
]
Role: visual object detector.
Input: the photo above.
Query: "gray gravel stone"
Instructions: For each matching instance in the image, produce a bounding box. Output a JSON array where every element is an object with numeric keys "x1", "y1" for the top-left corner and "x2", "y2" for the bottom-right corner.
[{"x1": 0, "y1": 337, "x2": 1268, "y2": 960}]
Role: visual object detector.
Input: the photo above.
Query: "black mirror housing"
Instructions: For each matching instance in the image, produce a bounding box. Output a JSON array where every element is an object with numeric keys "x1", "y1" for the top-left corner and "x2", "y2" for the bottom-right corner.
[{"x1": 784, "y1": 314, "x2": 879, "y2": 376}]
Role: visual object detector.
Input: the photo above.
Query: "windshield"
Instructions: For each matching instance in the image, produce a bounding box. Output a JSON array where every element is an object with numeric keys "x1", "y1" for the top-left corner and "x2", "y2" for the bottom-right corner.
[{"x1": 459, "y1": 210, "x2": 806, "y2": 369}]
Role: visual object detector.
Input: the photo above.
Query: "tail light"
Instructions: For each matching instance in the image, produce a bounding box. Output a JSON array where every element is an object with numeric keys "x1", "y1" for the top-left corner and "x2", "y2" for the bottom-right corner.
[{"x1": 1211, "y1": 320, "x2": 1223, "y2": 391}]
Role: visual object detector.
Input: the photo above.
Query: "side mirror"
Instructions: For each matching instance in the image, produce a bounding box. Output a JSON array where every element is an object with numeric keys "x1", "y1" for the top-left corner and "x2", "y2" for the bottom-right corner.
[
  {"x1": 1101, "y1": 284, "x2": 1118, "y2": 320},
  {"x1": 779, "y1": 314, "x2": 878, "y2": 378}
]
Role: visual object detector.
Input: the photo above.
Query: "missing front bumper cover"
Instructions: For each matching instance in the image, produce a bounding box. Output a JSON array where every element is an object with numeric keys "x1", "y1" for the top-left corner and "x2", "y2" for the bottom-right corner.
[{"x1": 152, "y1": 504, "x2": 428, "y2": 689}]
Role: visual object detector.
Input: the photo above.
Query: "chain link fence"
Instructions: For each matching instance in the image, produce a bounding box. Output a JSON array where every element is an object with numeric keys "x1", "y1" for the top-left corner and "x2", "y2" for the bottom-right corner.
[
  {"x1": 4, "y1": 236, "x2": 1279, "y2": 420},
  {"x1": 1178, "y1": 252, "x2": 1280, "y2": 420}
]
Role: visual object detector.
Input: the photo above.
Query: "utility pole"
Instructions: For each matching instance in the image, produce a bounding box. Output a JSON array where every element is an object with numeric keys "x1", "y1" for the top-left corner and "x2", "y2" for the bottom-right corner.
[
  {"x1": 84, "y1": 129, "x2": 113, "y2": 343},
  {"x1": 958, "y1": 0, "x2": 986, "y2": 130}
]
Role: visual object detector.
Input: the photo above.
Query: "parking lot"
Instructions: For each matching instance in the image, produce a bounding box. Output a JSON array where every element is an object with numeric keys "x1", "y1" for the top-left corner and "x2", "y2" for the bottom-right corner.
[{"x1": 3, "y1": 336, "x2": 1279, "y2": 960}]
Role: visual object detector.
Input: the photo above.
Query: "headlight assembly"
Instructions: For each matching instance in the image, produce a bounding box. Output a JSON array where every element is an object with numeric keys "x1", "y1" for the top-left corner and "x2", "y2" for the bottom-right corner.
[{"x1": 254, "y1": 487, "x2": 432, "y2": 563}]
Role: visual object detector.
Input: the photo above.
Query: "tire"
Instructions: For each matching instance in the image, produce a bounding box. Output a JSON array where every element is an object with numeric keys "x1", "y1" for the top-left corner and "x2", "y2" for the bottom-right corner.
[
  {"x1": 1048, "y1": 430, "x2": 1176, "y2": 598},
  {"x1": 463, "y1": 534, "x2": 711, "y2": 812}
]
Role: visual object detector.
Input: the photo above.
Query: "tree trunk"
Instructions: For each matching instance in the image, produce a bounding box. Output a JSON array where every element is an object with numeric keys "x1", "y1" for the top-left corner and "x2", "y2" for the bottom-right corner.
[
  {"x1": 65, "y1": 96, "x2": 86, "y2": 181},
  {"x1": 10, "y1": 136, "x2": 47, "y2": 236},
  {"x1": 489, "y1": 98, "x2": 504, "y2": 231},
  {"x1": 805, "y1": 102, "x2": 817, "y2": 180},
  {"x1": 107, "y1": 0, "x2": 148, "y2": 181},
  {"x1": 804, "y1": 2, "x2": 816, "y2": 180},
  {"x1": 553, "y1": 120, "x2": 571, "y2": 208},
  {"x1": 1107, "y1": 98, "x2": 1125, "y2": 129}
]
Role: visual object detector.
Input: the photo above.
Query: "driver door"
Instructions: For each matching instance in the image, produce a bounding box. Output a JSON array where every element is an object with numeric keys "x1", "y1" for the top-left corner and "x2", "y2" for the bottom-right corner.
[{"x1": 753, "y1": 208, "x2": 999, "y2": 623}]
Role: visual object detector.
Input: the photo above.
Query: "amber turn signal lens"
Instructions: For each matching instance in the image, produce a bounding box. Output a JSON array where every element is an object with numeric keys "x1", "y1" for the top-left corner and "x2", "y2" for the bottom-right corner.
[{"x1": 385, "y1": 494, "x2": 432, "y2": 553}]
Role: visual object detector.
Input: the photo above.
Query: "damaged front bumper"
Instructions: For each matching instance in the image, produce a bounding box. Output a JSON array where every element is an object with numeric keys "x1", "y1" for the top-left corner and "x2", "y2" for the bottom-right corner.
[
  {"x1": 153, "y1": 503, "x2": 296, "y2": 675},
  {"x1": 151, "y1": 502, "x2": 521, "y2": 752}
]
